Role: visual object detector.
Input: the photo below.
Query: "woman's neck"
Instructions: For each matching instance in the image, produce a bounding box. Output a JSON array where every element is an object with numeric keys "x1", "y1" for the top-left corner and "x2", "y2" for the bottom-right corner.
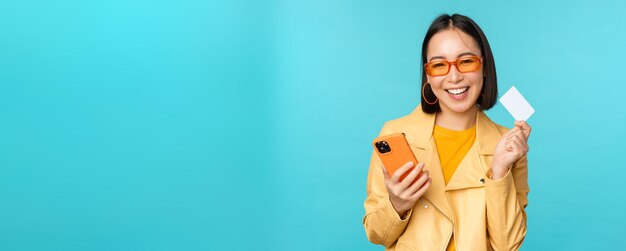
[{"x1": 435, "y1": 105, "x2": 478, "y2": 131}]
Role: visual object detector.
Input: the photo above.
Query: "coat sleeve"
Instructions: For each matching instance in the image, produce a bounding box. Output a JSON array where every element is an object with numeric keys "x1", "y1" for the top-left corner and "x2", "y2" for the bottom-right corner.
[
  {"x1": 484, "y1": 155, "x2": 529, "y2": 251},
  {"x1": 362, "y1": 124, "x2": 413, "y2": 248}
]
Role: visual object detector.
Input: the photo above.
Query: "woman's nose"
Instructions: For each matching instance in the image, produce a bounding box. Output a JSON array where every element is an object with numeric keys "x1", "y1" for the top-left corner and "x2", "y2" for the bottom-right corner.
[{"x1": 447, "y1": 64, "x2": 463, "y2": 82}]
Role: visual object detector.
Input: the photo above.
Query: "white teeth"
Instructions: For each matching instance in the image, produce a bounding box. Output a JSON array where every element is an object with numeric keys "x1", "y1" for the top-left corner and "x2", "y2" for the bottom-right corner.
[{"x1": 446, "y1": 87, "x2": 468, "y2": 95}]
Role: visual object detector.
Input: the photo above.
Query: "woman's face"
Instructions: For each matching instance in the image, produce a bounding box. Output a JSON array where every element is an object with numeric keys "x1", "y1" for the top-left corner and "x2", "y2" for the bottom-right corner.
[{"x1": 426, "y1": 28, "x2": 483, "y2": 114}]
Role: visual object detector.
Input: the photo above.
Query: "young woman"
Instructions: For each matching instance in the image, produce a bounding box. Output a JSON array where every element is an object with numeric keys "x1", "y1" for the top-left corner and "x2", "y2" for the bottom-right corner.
[{"x1": 363, "y1": 14, "x2": 531, "y2": 251}]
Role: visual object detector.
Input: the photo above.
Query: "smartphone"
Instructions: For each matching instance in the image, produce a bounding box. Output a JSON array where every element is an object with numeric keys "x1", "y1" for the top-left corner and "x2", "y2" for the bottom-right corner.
[{"x1": 372, "y1": 133, "x2": 420, "y2": 181}]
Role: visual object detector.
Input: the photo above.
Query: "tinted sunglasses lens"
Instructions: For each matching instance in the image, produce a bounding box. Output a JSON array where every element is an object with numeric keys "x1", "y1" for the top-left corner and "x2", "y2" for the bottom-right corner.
[
  {"x1": 457, "y1": 57, "x2": 481, "y2": 73},
  {"x1": 427, "y1": 61, "x2": 449, "y2": 76}
]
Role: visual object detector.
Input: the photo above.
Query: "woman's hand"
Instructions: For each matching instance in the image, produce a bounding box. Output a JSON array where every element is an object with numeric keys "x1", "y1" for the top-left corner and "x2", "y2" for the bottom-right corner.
[
  {"x1": 382, "y1": 162, "x2": 432, "y2": 218},
  {"x1": 491, "y1": 121, "x2": 532, "y2": 179}
]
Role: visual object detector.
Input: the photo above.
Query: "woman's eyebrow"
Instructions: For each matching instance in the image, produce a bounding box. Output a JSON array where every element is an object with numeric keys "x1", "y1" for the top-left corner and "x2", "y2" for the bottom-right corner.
[
  {"x1": 428, "y1": 56, "x2": 446, "y2": 61},
  {"x1": 457, "y1": 52, "x2": 477, "y2": 57},
  {"x1": 428, "y1": 52, "x2": 477, "y2": 61}
]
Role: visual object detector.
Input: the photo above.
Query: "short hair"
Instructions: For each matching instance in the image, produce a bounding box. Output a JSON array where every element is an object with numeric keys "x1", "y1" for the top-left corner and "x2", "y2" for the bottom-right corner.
[{"x1": 420, "y1": 14, "x2": 498, "y2": 114}]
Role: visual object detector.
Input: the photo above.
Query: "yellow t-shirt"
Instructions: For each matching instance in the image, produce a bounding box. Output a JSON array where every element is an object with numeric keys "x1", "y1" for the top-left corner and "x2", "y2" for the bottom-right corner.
[{"x1": 433, "y1": 124, "x2": 476, "y2": 251}]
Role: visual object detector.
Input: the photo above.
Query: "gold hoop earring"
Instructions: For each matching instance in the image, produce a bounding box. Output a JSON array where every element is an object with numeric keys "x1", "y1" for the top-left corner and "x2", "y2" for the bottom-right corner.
[{"x1": 422, "y1": 83, "x2": 438, "y2": 105}]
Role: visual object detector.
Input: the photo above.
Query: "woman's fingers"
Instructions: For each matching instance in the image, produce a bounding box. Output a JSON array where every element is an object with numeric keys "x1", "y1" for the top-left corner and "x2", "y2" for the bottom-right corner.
[
  {"x1": 514, "y1": 120, "x2": 532, "y2": 139},
  {"x1": 511, "y1": 136, "x2": 528, "y2": 153},
  {"x1": 411, "y1": 178, "x2": 432, "y2": 201},
  {"x1": 507, "y1": 129, "x2": 526, "y2": 142},
  {"x1": 505, "y1": 135, "x2": 518, "y2": 151},
  {"x1": 507, "y1": 136, "x2": 528, "y2": 157},
  {"x1": 504, "y1": 121, "x2": 532, "y2": 144},
  {"x1": 397, "y1": 163, "x2": 425, "y2": 190},
  {"x1": 391, "y1": 161, "x2": 415, "y2": 184},
  {"x1": 403, "y1": 169, "x2": 430, "y2": 197}
]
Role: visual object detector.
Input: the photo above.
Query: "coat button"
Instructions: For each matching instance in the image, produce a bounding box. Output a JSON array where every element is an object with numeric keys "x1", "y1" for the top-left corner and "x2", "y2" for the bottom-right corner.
[{"x1": 480, "y1": 178, "x2": 485, "y2": 184}]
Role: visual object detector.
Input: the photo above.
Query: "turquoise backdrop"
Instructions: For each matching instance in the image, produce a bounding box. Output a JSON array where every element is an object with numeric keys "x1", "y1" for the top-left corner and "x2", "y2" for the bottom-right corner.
[{"x1": 1, "y1": 0, "x2": 625, "y2": 250}]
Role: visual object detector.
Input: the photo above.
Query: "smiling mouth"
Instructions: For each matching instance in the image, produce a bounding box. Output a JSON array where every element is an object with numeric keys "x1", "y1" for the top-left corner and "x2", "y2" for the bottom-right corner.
[{"x1": 446, "y1": 87, "x2": 469, "y2": 95}]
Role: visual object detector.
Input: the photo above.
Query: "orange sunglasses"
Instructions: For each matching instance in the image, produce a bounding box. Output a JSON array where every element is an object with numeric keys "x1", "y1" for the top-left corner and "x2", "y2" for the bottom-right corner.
[{"x1": 424, "y1": 56, "x2": 482, "y2": 77}]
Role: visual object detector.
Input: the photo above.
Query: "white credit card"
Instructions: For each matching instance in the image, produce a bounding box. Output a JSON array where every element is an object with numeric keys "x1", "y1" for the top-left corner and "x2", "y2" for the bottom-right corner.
[{"x1": 499, "y1": 86, "x2": 535, "y2": 121}]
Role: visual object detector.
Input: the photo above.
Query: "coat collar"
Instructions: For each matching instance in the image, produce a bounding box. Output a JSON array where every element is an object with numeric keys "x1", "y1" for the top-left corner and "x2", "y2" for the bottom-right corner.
[{"x1": 402, "y1": 104, "x2": 501, "y2": 155}]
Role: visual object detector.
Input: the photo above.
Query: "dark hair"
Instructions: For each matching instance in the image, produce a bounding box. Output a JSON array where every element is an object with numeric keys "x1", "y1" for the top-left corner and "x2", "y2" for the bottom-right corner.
[{"x1": 420, "y1": 14, "x2": 497, "y2": 114}]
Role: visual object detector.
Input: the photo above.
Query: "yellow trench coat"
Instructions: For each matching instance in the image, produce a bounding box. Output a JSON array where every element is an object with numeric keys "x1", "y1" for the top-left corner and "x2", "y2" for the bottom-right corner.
[{"x1": 363, "y1": 105, "x2": 529, "y2": 251}]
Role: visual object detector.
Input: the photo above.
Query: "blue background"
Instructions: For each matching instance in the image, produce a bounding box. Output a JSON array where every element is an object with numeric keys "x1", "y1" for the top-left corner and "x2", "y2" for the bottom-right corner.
[{"x1": 1, "y1": 0, "x2": 625, "y2": 250}]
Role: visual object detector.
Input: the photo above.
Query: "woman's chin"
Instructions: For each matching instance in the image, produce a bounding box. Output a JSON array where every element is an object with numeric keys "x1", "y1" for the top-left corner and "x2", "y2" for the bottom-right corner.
[{"x1": 440, "y1": 100, "x2": 477, "y2": 114}]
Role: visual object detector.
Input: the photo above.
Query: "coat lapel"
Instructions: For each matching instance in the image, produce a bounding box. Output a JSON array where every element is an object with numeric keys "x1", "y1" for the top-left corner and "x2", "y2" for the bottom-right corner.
[
  {"x1": 445, "y1": 111, "x2": 503, "y2": 191},
  {"x1": 402, "y1": 106, "x2": 453, "y2": 221},
  {"x1": 399, "y1": 105, "x2": 505, "y2": 220}
]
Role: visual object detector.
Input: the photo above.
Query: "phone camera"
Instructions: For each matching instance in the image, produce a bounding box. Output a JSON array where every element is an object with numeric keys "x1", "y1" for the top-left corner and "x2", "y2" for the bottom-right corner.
[{"x1": 375, "y1": 141, "x2": 391, "y2": 154}]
